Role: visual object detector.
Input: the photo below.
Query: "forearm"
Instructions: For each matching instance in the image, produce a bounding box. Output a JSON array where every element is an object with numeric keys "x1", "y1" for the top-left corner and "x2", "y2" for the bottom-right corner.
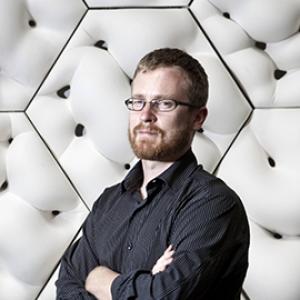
[
  {"x1": 56, "y1": 258, "x2": 97, "y2": 300},
  {"x1": 56, "y1": 217, "x2": 99, "y2": 298},
  {"x1": 56, "y1": 196, "x2": 107, "y2": 299},
  {"x1": 85, "y1": 266, "x2": 119, "y2": 300},
  {"x1": 111, "y1": 199, "x2": 246, "y2": 299},
  {"x1": 56, "y1": 251, "x2": 100, "y2": 299},
  {"x1": 111, "y1": 250, "x2": 209, "y2": 300}
]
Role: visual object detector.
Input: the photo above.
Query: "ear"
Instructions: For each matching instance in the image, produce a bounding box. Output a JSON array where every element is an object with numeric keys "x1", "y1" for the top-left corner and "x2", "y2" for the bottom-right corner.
[{"x1": 192, "y1": 107, "x2": 208, "y2": 131}]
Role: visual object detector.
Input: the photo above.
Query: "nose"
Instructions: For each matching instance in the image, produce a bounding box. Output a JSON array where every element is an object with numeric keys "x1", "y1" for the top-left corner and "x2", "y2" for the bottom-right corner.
[{"x1": 139, "y1": 102, "x2": 157, "y2": 123}]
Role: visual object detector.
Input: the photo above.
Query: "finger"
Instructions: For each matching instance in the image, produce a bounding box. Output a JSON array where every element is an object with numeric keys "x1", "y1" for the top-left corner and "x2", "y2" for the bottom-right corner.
[
  {"x1": 152, "y1": 256, "x2": 174, "y2": 274},
  {"x1": 165, "y1": 245, "x2": 173, "y2": 253},
  {"x1": 152, "y1": 263, "x2": 166, "y2": 275},
  {"x1": 156, "y1": 255, "x2": 173, "y2": 266},
  {"x1": 166, "y1": 245, "x2": 173, "y2": 251},
  {"x1": 151, "y1": 246, "x2": 175, "y2": 275},
  {"x1": 161, "y1": 250, "x2": 175, "y2": 261},
  {"x1": 152, "y1": 264, "x2": 162, "y2": 275},
  {"x1": 165, "y1": 249, "x2": 175, "y2": 257}
]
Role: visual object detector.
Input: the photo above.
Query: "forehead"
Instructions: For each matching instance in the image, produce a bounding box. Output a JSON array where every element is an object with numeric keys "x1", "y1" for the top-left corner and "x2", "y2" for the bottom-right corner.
[{"x1": 132, "y1": 67, "x2": 189, "y2": 99}]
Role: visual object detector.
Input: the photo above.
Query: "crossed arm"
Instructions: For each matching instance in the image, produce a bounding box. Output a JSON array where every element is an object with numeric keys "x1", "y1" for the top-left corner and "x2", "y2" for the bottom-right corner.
[
  {"x1": 56, "y1": 190, "x2": 246, "y2": 299},
  {"x1": 85, "y1": 246, "x2": 174, "y2": 300}
]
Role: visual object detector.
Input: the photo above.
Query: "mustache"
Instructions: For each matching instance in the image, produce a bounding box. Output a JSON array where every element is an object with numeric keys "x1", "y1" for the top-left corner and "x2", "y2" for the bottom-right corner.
[{"x1": 133, "y1": 123, "x2": 163, "y2": 135}]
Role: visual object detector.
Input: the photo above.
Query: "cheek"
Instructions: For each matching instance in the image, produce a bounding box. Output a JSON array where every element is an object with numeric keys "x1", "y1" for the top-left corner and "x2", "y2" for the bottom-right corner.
[
  {"x1": 164, "y1": 115, "x2": 187, "y2": 130},
  {"x1": 160, "y1": 119, "x2": 180, "y2": 138},
  {"x1": 164, "y1": 116, "x2": 193, "y2": 136},
  {"x1": 129, "y1": 113, "x2": 139, "y2": 129}
]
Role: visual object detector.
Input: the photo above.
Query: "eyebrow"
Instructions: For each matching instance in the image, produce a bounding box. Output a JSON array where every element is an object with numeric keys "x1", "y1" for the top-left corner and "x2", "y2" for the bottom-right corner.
[{"x1": 132, "y1": 94, "x2": 173, "y2": 100}]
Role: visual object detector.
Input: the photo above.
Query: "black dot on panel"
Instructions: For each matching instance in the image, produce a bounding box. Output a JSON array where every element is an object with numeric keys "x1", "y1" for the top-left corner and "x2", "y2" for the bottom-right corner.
[
  {"x1": 273, "y1": 232, "x2": 282, "y2": 239},
  {"x1": 57, "y1": 85, "x2": 71, "y2": 99},
  {"x1": 75, "y1": 123, "x2": 85, "y2": 137},
  {"x1": 28, "y1": 19, "x2": 37, "y2": 27},
  {"x1": 124, "y1": 163, "x2": 131, "y2": 170},
  {"x1": 268, "y1": 157, "x2": 276, "y2": 168},
  {"x1": 8, "y1": 137, "x2": 13, "y2": 144},
  {"x1": 274, "y1": 69, "x2": 287, "y2": 80},
  {"x1": 94, "y1": 40, "x2": 108, "y2": 50},
  {"x1": 0, "y1": 180, "x2": 8, "y2": 191},
  {"x1": 52, "y1": 210, "x2": 60, "y2": 216},
  {"x1": 255, "y1": 41, "x2": 267, "y2": 50},
  {"x1": 223, "y1": 12, "x2": 230, "y2": 19}
]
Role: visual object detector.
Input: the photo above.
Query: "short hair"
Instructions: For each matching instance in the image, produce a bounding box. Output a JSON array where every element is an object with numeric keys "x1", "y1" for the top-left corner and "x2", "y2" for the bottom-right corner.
[{"x1": 133, "y1": 48, "x2": 209, "y2": 107}]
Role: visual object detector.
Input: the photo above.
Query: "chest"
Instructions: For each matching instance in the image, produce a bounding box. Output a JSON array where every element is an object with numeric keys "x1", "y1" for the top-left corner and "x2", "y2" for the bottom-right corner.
[{"x1": 94, "y1": 189, "x2": 175, "y2": 272}]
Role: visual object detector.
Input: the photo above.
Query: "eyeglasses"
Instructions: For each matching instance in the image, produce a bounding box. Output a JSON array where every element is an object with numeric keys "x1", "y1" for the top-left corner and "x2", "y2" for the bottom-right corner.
[{"x1": 124, "y1": 98, "x2": 200, "y2": 112}]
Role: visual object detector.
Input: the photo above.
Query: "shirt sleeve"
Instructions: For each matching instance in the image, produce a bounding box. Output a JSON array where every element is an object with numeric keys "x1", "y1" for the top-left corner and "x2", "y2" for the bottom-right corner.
[
  {"x1": 111, "y1": 184, "x2": 249, "y2": 300},
  {"x1": 55, "y1": 200, "x2": 100, "y2": 300}
]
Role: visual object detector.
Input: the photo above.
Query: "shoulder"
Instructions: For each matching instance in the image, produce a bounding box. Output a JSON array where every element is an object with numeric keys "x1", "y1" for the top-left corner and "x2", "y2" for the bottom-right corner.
[
  {"x1": 192, "y1": 167, "x2": 239, "y2": 200},
  {"x1": 91, "y1": 182, "x2": 123, "y2": 215},
  {"x1": 176, "y1": 166, "x2": 244, "y2": 220}
]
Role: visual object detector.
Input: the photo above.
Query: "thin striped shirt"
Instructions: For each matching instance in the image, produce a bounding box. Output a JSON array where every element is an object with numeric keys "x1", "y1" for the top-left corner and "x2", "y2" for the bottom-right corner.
[{"x1": 56, "y1": 149, "x2": 250, "y2": 299}]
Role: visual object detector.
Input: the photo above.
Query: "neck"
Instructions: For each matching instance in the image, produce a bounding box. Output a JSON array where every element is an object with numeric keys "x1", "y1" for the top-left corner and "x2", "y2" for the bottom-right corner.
[
  {"x1": 140, "y1": 159, "x2": 174, "y2": 199},
  {"x1": 142, "y1": 160, "x2": 174, "y2": 183}
]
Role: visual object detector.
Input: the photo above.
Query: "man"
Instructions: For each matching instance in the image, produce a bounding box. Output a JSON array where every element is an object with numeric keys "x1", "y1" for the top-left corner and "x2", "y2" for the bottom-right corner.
[{"x1": 56, "y1": 48, "x2": 250, "y2": 299}]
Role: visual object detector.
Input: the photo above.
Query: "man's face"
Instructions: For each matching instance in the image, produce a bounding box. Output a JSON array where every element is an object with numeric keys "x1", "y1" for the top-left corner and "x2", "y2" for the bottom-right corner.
[{"x1": 128, "y1": 66, "x2": 206, "y2": 162}]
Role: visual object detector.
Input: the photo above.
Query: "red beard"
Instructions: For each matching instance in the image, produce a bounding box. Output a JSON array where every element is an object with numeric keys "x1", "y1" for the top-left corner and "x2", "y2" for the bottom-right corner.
[{"x1": 129, "y1": 123, "x2": 192, "y2": 162}]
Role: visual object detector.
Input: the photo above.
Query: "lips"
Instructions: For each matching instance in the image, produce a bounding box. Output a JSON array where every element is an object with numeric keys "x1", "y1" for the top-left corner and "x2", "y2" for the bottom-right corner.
[
  {"x1": 137, "y1": 129, "x2": 158, "y2": 135},
  {"x1": 134, "y1": 124, "x2": 162, "y2": 136}
]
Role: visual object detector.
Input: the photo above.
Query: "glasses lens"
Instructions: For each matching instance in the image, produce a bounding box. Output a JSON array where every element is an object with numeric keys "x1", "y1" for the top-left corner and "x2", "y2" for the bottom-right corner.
[
  {"x1": 132, "y1": 99, "x2": 145, "y2": 110},
  {"x1": 126, "y1": 99, "x2": 178, "y2": 111},
  {"x1": 126, "y1": 99, "x2": 145, "y2": 111},
  {"x1": 158, "y1": 99, "x2": 176, "y2": 111}
]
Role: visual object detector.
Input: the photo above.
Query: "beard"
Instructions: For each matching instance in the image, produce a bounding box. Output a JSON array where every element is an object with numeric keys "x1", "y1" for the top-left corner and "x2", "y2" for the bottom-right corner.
[{"x1": 129, "y1": 123, "x2": 193, "y2": 162}]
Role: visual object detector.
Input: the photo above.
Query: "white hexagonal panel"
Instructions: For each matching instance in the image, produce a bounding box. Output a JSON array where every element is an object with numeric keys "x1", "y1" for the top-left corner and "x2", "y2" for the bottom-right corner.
[
  {"x1": 218, "y1": 109, "x2": 300, "y2": 235},
  {"x1": 0, "y1": 113, "x2": 88, "y2": 299},
  {"x1": 86, "y1": 0, "x2": 190, "y2": 7},
  {"x1": 27, "y1": 8, "x2": 251, "y2": 207},
  {"x1": 217, "y1": 108, "x2": 300, "y2": 299},
  {"x1": 191, "y1": 0, "x2": 300, "y2": 107},
  {"x1": 244, "y1": 221, "x2": 300, "y2": 300},
  {"x1": 0, "y1": 0, "x2": 86, "y2": 110}
]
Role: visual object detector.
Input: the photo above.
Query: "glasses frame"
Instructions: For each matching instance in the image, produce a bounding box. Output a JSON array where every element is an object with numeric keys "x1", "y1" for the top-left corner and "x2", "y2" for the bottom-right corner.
[{"x1": 124, "y1": 98, "x2": 200, "y2": 112}]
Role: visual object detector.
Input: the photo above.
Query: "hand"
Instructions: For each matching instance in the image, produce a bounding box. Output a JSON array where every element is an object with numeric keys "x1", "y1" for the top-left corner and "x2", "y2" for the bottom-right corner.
[
  {"x1": 152, "y1": 245, "x2": 175, "y2": 275},
  {"x1": 85, "y1": 266, "x2": 119, "y2": 300}
]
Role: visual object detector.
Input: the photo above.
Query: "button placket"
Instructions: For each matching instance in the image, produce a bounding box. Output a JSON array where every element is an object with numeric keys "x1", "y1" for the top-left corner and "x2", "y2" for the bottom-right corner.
[{"x1": 127, "y1": 242, "x2": 133, "y2": 251}]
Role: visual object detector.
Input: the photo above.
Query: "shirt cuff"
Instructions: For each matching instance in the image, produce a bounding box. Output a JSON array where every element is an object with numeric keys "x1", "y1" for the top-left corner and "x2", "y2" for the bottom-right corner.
[{"x1": 111, "y1": 270, "x2": 151, "y2": 300}]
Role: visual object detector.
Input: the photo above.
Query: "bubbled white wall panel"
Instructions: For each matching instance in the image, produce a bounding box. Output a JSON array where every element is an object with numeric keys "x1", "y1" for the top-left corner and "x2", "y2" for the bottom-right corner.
[
  {"x1": 192, "y1": 0, "x2": 300, "y2": 108},
  {"x1": 191, "y1": 1, "x2": 300, "y2": 299},
  {"x1": 0, "y1": 0, "x2": 86, "y2": 110},
  {"x1": 0, "y1": 0, "x2": 299, "y2": 299},
  {"x1": 217, "y1": 109, "x2": 300, "y2": 300},
  {"x1": 86, "y1": 0, "x2": 190, "y2": 6},
  {"x1": 0, "y1": 113, "x2": 88, "y2": 299}
]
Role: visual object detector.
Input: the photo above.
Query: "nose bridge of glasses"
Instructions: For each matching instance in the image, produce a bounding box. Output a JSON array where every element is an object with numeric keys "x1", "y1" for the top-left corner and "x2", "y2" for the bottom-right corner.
[
  {"x1": 139, "y1": 100, "x2": 158, "y2": 122},
  {"x1": 140, "y1": 99, "x2": 159, "y2": 111}
]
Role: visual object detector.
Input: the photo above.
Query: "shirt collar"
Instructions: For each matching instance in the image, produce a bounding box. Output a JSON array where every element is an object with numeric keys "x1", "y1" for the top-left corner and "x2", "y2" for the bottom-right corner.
[
  {"x1": 122, "y1": 160, "x2": 143, "y2": 192},
  {"x1": 159, "y1": 149, "x2": 200, "y2": 192},
  {"x1": 122, "y1": 149, "x2": 200, "y2": 193}
]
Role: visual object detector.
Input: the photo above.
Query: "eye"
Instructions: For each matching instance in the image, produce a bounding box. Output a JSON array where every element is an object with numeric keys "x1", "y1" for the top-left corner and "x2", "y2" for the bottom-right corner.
[
  {"x1": 132, "y1": 99, "x2": 145, "y2": 109},
  {"x1": 158, "y1": 100, "x2": 176, "y2": 111},
  {"x1": 132, "y1": 99, "x2": 144, "y2": 105},
  {"x1": 132, "y1": 99, "x2": 143, "y2": 104}
]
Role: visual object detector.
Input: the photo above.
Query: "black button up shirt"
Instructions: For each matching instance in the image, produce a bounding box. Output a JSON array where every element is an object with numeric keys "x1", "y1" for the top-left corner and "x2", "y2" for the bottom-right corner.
[{"x1": 56, "y1": 149, "x2": 250, "y2": 299}]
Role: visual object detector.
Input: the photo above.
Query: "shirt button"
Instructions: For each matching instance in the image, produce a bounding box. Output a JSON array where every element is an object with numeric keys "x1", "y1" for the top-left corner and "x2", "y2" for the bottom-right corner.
[{"x1": 127, "y1": 243, "x2": 133, "y2": 250}]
